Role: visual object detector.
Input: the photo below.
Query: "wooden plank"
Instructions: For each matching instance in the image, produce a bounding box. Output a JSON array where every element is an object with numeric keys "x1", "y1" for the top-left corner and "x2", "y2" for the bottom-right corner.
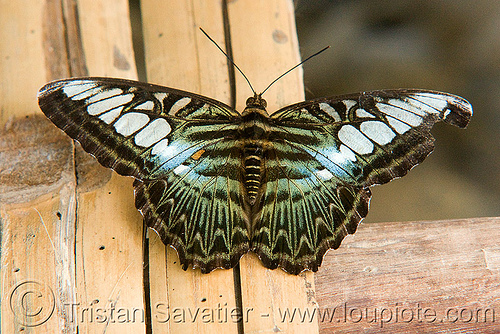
[
  {"x1": 1, "y1": 0, "x2": 146, "y2": 333},
  {"x1": 140, "y1": 1, "x2": 238, "y2": 333},
  {"x1": 0, "y1": 1, "x2": 47, "y2": 123},
  {"x1": 227, "y1": 1, "x2": 319, "y2": 333},
  {"x1": 70, "y1": 1, "x2": 145, "y2": 333},
  {"x1": 316, "y1": 217, "x2": 500, "y2": 333},
  {"x1": 0, "y1": 1, "x2": 74, "y2": 333},
  {"x1": 1, "y1": 116, "x2": 77, "y2": 333}
]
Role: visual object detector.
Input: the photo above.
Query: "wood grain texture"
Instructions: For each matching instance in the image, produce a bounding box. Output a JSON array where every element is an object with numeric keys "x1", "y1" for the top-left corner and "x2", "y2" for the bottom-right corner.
[
  {"x1": 316, "y1": 217, "x2": 500, "y2": 333},
  {"x1": 1, "y1": 0, "x2": 146, "y2": 333},
  {"x1": 0, "y1": 1, "x2": 47, "y2": 123},
  {"x1": 0, "y1": 1, "x2": 75, "y2": 333}
]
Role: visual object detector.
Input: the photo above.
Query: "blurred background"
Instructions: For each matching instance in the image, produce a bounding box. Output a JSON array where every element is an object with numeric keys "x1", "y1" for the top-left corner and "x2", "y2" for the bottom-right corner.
[{"x1": 294, "y1": 0, "x2": 499, "y2": 223}]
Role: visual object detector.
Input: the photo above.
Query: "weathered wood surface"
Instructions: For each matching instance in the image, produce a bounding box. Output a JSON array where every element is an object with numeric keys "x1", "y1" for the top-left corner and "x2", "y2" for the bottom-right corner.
[
  {"x1": 316, "y1": 217, "x2": 500, "y2": 333},
  {"x1": 2, "y1": 1, "x2": 144, "y2": 333}
]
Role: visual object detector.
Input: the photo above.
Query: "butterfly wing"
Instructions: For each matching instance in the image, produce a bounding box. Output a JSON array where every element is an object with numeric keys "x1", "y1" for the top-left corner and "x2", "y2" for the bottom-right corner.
[
  {"x1": 38, "y1": 77, "x2": 250, "y2": 272},
  {"x1": 251, "y1": 89, "x2": 472, "y2": 274}
]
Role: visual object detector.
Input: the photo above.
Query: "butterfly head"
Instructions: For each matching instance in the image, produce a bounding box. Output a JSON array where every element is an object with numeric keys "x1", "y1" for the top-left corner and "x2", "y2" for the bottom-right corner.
[
  {"x1": 243, "y1": 94, "x2": 269, "y2": 117},
  {"x1": 245, "y1": 93, "x2": 267, "y2": 109}
]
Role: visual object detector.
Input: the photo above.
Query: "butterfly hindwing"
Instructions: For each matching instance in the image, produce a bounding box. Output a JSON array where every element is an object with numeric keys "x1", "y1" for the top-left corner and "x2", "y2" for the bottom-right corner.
[
  {"x1": 251, "y1": 138, "x2": 371, "y2": 274},
  {"x1": 134, "y1": 140, "x2": 250, "y2": 272}
]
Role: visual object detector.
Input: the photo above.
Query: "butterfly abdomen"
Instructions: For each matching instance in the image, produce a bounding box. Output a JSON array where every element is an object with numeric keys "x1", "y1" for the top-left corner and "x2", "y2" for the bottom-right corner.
[
  {"x1": 243, "y1": 143, "x2": 263, "y2": 204},
  {"x1": 240, "y1": 108, "x2": 270, "y2": 205}
]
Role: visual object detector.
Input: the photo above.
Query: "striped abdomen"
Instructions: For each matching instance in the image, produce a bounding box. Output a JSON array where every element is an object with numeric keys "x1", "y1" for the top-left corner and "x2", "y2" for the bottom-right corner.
[{"x1": 243, "y1": 142, "x2": 263, "y2": 204}]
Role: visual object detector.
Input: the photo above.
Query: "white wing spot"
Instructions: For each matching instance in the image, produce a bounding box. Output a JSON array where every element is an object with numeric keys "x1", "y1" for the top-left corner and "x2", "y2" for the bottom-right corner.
[
  {"x1": 319, "y1": 103, "x2": 341, "y2": 122},
  {"x1": 316, "y1": 168, "x2": 334, "y2": 181},
  {"x1": 114, "y1": 112, "x2": 150, "y2": 136},
  {"x1": 344, "y1": 100, "x2": 357, "y2": 111},
  {"x1": 98, "y1": 106, "x2": 124, "y2": 124},
  {"x1": 388, "y1": 98, "x2": 429, "y2": 117},
  {"x1": 86, "y1": 88, "x2": 123, "y2": 104},
  {"x1": 410, "y1": 93, "x2": 448, "y2": 113},
  {"x1": 88, "y1": 93, "x2": 134, "y2": 116},
  {"x1": 327, "y1": 150, "x2": 347, "y2": 165},
  {"x1": 154, "y1": 92, "x2": 167, "y2": 111},
  {"x1": 356, "y1": 108, "x2": 375, "y2": 118},
  {"x1": 338, "y1": 124, "x2": 374, "y2": 154},
  {"x1": 327, "y1": 144, "x2": 357, "y2": 165},
  {"x1": 71, "y1": 87, "x2": 102, "y2": 100},
  {"x1": 135, "y1": 100, "x2": 155, "y2": 110},
  {"x1": 360, "y1": 121, "x2": 396, "y2": 145},
  {"x1": 63, "y1": 81, "x2": 98, "y2": 98},
  {"x1": 377, "y1": 102, "x2": 422, "y2": 127},
  {"x1": 387, "y1": 116, "x2": 411, "y2": 134},
  {"x1": 134, "y1": 118, "x2": 172, "y2": 147},
  {"x1": 151, "y1": 138, "x2": 169, "y2": 156},
  {"x1": 339, "y1": 144, "x2": 356, "y2": 161},
  {"x1": 169, "y1": 97, "x2": 191, "y2": 115},
  {"x1": 154, "y1": 92, "x2": 167, "y2": 102},
  {"x1": 173, "y1": 164, "x2": 191, "y2": 176}
]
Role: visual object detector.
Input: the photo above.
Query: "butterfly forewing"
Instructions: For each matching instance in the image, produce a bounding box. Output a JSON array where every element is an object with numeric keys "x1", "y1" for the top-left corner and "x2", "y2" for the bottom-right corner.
[
  {"x1": 38, "y1": 77, "x2": 472, "y2": 274},
  {"x1": 271, "y1": 89, "x2": 472, "y2": 187},
  {"x1": 38, "y1": 78, "x2": 239, "y2": 178}
]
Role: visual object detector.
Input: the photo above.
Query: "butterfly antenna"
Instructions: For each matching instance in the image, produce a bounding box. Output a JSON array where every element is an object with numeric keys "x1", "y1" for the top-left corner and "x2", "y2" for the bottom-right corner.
[
  {"x1": 260, "y1": 46, "x2": 330, "y2": 96},
  {"x1": 199, "y1": 27, "x2": 257, "y2": 95}
]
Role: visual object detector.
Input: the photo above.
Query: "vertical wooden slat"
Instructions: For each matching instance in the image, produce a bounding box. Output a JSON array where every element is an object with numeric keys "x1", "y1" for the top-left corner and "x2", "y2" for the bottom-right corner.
[
  {"x1": 140, "y1": 1, "x2": 239, "y2": 333},
  {"x1": 71, "y1": 1, "x2": 145, "y2": 333},
  {"x1": 0, "y1": 1, "x2": 72, "y2": 333},
  {"x1": 1, "y1": 0, "x2": 146, "y2": 333},
  {"x1": 227, "y1": 1, "x2": 319, "y2": 333},
  {"x1": 0, "y1": 1, "x2": 48, "y2": 123}
]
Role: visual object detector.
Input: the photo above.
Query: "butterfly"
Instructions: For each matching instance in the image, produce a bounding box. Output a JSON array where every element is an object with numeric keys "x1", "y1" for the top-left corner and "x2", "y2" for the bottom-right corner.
[{"x1": 38, "y1": 77, "x2": 472, "y2": 274}]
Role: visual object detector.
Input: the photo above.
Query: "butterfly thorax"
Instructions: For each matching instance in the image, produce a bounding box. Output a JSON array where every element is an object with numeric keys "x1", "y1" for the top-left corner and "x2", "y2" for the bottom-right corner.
[{"x1": 241, "y1": 94, "x2": 270, "y2": 205}]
